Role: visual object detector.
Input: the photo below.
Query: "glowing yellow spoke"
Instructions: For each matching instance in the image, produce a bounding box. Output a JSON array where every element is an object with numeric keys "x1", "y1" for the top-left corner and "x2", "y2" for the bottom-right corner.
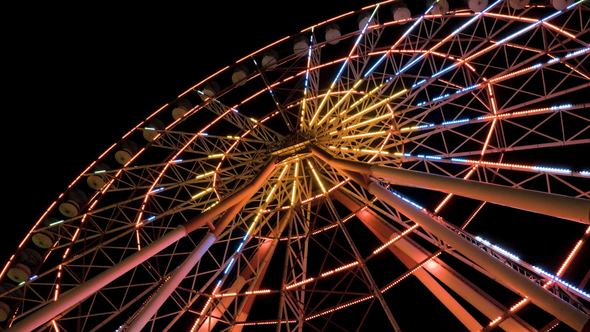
[
  {"x1": 306, "y1": 160, "x2": 327, "y2": 194},
  {"x1": 339, "y1": 83, "x2": 384, "y2": 117},
  {"x1": 208, "y1": 153, "x2": 224, "y2": 159},
  {"x1": 265, "y1": 164, "x2": 290, "y2": 204},
  {"x1": 191, "y1": 187, "x2": 213, "y2": 200},
  {"x1": 203, "y1": 201, "x2": 219, "y2": 212},
  {"x1": 341, "y1": 89, "x2": 407, "y2": 125},
  {"x1": 340, "y1": 131, "x2": 387, "y2": 140},
  {"x1": 309, "y1": 5, "x2": 379, "y2": 128},
  {"x1": 290, "y1": 161, "x2": 299, "y2": 206},
  {"x1": 195, "y1": 170, "x2": 215, "y2": 180},
  {"x1": 328, "y1": 146, "x2": 389, "y2": 155},
  {"x1": 249, "y1": 163, "x2": 290, "y2": 236},
  {"x1": 340, "y1": 113, "x2": 392, "y2": 132},
  {"x1": 316, "y1": 80, "x2": 364, "y2": 127}
]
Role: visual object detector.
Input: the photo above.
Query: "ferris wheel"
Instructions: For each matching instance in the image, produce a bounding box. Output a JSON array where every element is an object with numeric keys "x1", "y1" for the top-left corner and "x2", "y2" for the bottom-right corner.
[{"x1": 1, "y1": 0, "x2": 590, "y2": 331}]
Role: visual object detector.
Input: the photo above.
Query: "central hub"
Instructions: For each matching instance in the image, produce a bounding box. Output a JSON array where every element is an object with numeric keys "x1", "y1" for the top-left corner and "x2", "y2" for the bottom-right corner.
[{"x1": 271, "y1": 132, "x2": 314, "y2": 157}]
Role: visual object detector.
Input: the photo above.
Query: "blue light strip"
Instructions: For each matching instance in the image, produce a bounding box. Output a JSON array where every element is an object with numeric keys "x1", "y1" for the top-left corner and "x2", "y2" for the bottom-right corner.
[
  {"x1": 475, "y1": 236, "x2": 520, "y2": 261},
  {"x1": 455, "y1": 84, "x2": 478, "y2": 94},
  {"x1": 402, "y1": 103, "x2": 572, "y2": 129},
  {"x1": 432, "y1": 93, "x2": 450, "y2": 102},
  {"x1": 441, "y1": 118, "x2": 469, "y2": 126},
  {"x1": 532, "y1": 166, "x2": 571, "y2": 175},
  {"x1": 151, "y1": 187, "x2": 165, "y2": 194},
  {"x1": 388, "y1": 188, "x2": 424, "y2": 210},
  {"x1": 496, "y1": 10, "x2": 562, "y2": 46},
  {"x1": 304, "y1": 35, "x2": 314, "y2": 90},
  {"x1": 412, "y1": 79, "x2": 427, "y2": 88},
  {"x1": 425, "y1": 3, "x2": 582, "y2": 95},
  {"x1": 364, "y1": 3, "x2": 436, "y2": 79},
  {"x1": 397, "y1": 0, "x2": 501, "y2": 78},
  {"x1": 333, "y1": 6, "x2": 379, "y2": 83},
  {"x1": 533, "y1": 266, "x2": 590, "y2": 300},
  {"x1": 223, "y1": 258, "x2": 235, "y2": 275}
]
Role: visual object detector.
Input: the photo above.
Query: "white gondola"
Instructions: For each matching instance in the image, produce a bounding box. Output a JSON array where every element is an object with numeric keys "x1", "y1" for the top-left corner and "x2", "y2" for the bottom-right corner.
[
  {"x1": 508, "y1": 0, "x2": 529, "y2": 9},
  {"x1": 201, "y1": 82, "x2": 220, "y2": 98},
  {"x1": 293, "y1": 37, "x2": 308, "y2": 55},
  {"x1": 114, "y1": 140, "x2": 138, "y2": 165},
  {"x1": 393, "y1": 6, "x2": 411, "y2": 21},
  {"x1": 58, "y1": 189, "x2": 88, "y2": 217},
  {"x1": 261, "y1": 51, "x2": 278, "y2": 68},
  {"x1": 0, "y1": 301, "x2": 10, "y2": 322},
  {"x1": 87, "y1": 163, "x2": 110, "y2": 190},
  {"x1": 431, "y1": 0, "x2": 449, "y2": 15},
  {"x1": 551, "y1": 0, "x2": 573, "y2": 10},
  {"x1": 324, "y1": 24, "x2": 341, "y2": 45},
  {"x1": 31, "y1": 230, "x2": 55, "y2": 249},
  {"x1": 467, "y1": 0, "x2": 488, "y2": 12},
  {"x1": 171, "y1": 100, "x2": 192, "y2": 120},
  {"x1": 6, "y1": 249, "x2": 42, "y2": 283},
  {"x1": 143, "y1": 119, "x2": 164, "y2": 142},
  {"x1": 231, "y1": 66, "x2": 249, "y2": 86}
]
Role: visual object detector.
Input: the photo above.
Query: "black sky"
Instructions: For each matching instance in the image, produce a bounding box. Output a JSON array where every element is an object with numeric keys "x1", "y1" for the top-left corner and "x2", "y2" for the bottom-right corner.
[{"x1": 1, "y1": 1, "x2": 386, "y2": 258}]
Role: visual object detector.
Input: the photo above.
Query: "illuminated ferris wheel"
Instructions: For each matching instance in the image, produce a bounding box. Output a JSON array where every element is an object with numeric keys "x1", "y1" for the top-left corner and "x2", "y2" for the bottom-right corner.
[{"x1": 1, "y1": 0, "x2": 589, "y2": 331}]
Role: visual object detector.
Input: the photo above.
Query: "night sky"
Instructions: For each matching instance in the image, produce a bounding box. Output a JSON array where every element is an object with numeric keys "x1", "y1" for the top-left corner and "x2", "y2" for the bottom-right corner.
[
  {"x1": 1, "y1": 2, "x2": 588, "y2": 331},
  {"x1": 1, "y1": 1, "x2": 384, "y2": 259}
]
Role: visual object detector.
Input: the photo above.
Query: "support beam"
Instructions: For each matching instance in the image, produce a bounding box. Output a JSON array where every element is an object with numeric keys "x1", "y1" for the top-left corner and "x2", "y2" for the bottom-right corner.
[
  {"x1": 324, "y1": 198, "x2": 402, "y2": 332},
  {"x1": 8, "y1": 161, "x2": 276, "y2": 332},
  {"x1": 127, "y1": 233, "x2": 217, "y2": 332},
  {"x1": 310, "y1": 146, "x2": 590, "y2": 224},
  {"x1": 127, "y1": 201, "x2": 247, "y2": 332},
  {"x1": 197, "y1": 211, "x2": 292, "y2": 332},
  {"x1": 230, "y1": 212, "x2": 292, "y2": 332},
  {"x1": 333, "y1": 190, "x2": 531, "y2": 331},
  {"x1": 334, "y1": 172, "x2": 589, "y2": 331}
]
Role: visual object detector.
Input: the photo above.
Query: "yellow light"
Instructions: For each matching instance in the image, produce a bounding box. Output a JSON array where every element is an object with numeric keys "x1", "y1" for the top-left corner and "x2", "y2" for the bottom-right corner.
[
  {"x1": 203, "y1": 201, "x2": 219, "y2": 212},
  {"x1": 341, "y1": 83, "x2": 384, "y2": 115},
  {"x1": 195, "y1": 170, "x2": 215, "y2": 179},
  {"x1": 208, "y1": 153, "x2": 224, "y2": 159},
  {"x1": 307, "y1": 160, "x2": 327, "y2": 194},
  {"x1": 264, "y1": 164, "x2": 289, "y2": 203},
  {"x1": 341, "y1": 88, "x2": 406, "y2": 124},
  {"x1": 340, "y1": 113, "x2": 391, "y2": 131},
  {"x1": 341, "y1": 131, "x2": 387, "y2": 140},
  {"x1": 316, "y1": 80, "x2": 364, "y2": 126},
  {"x1": 191, "y1": 187, "x2": 213, "y2": 200},
  {"x1": 328, "y1": 146, "x2": 389, "y2": 155},
  {"x1": 291, "y1": 162, "x2": 299, "y2": 206}
]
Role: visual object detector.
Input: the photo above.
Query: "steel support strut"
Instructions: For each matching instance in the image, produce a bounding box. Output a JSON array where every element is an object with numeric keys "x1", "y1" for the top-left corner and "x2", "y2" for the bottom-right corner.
[
  {"x1": 333, "y1": 190, "x2": 531, "y2": 331},
  {"x1": 310, "y1": 146, "x2": 590, "y2": 224},
  {"x1": 127, "y1": 201, "x2": 248, "y2": 332},
  {"x1": 8, "y1": 161, "x2": 276, "y2": 332},
  {"x1": 311, "y1": 148, "x2": 589, "y2": 331},
  {"x1": 195, "y1": 210, "x2": 292, "y2": 332}
]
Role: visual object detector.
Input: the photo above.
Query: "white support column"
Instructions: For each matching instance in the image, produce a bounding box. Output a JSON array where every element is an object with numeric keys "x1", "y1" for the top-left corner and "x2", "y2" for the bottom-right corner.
[
  {"x1": 332, "y1": 190, "x2": 531, "y2": 331},
  {"x1": 8, "y1": 161, "x2": 276, "y2": 332},
  {"x1": 362, "y1": 179, "x2": 589, "y2": 331},
  {"x1": 127, "y1": 233, "x2": 217, "y2": 332},
  {"x1": 311, "y1": 146, "x2": 590, "y2": 224}
]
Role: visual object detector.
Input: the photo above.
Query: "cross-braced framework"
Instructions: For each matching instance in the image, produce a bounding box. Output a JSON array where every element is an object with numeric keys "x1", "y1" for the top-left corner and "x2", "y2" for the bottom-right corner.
[{"x1": 1, "y1": 1, "x2": 590, "y2": 331}]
